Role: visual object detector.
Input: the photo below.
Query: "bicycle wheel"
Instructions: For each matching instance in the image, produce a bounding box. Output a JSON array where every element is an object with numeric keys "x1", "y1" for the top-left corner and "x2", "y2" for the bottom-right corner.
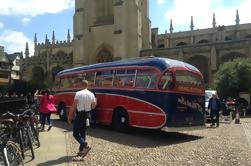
[
  {"x1": 26, "y1": 128, "x2": 35, "y2": 159},
  {"x1": 29, "y1": 123, "x2": 40, "y2": 148},
  {"x1": 3, "y1": 141, "x2": 24, "y2": 166},
  {"x1": 18, "y1": 129, "x2": 25, "y2": 160}
]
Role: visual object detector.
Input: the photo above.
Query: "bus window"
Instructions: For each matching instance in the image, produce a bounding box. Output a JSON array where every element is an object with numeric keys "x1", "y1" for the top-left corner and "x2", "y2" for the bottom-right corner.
[
  {"x1": 135, "y1": 69, "x2": 157, "y2": 89},
  {"x1": 113, "y1": 70, "x2": 125, "y2": 87},
  {"x1": 95, "y1": 70, "x2": 114, "y2": 87},
  {"x1": 60, "y1": 76, "x2": 72, "y2": 88},
  {"x1": 53, "y1": 77, "x2": 61, "y2": 89},
  {"x1": 71, "y1": 74, "x2": 85, "y2": 88},
  {"x1": 86, "y1": 72, "x2": 95, "y2": 87},
  {"x1": 175, "y1": 70, "x2": 203, "y2": 87},
  {"x1": 159, "y1": 72, "x2": 173, "y2": 90},
  {"x1": 114, "y1": 69, "x2": 135, "y2": 87}
]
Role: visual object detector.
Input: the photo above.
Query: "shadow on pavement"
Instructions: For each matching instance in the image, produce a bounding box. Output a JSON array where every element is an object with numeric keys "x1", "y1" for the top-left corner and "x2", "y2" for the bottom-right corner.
[
  {"x1": 51, "y1": 116, "x2": 203, "y2": 148},
  {"x1": 86, "y1": 125, "x2": 203, "y2": 148},
  {"x1": 50, "y1": 116, "x2": 72, "y2": 132},
  {"x1": 36, "y1": 156, "x2": 69, "y2": 166}
]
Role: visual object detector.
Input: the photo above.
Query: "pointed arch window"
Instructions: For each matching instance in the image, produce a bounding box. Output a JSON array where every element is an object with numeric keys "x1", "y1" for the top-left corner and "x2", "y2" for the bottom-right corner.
[{"x1": 96, "y1": 48, "x2": 113, "y2": 63}]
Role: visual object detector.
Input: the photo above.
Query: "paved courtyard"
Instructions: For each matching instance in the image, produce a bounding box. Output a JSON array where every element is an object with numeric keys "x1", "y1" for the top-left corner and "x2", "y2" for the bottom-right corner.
[
  {"x1": 28, "y1": 115, "x2": 251, "y2": 166},
  {"x1": 67, "y1": 118, "x2": 251, "y2": 166}
]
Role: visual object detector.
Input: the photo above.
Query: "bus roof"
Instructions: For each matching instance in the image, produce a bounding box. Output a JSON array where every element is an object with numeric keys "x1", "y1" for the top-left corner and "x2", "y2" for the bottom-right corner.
[{"x1": 58, "y1": 56, "x2": 200, "y2": 75}]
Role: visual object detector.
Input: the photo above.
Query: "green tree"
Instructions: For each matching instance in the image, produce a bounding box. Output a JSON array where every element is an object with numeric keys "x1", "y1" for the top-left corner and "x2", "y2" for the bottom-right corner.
[{"x1": 213, "y1": 58, "x2": 251, "y2": 98}]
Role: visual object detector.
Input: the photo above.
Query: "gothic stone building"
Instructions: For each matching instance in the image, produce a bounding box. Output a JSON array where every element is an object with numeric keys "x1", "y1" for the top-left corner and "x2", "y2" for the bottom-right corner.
[
  {"x1": 22, "y1": 0, "x2": 251, "y2": 86},
  {"x1": 141, "y1": 12, "x2": 251, "y2": 84},
  {"x1": 22, "y1": 0, "x2": 150, "y2": 86}
]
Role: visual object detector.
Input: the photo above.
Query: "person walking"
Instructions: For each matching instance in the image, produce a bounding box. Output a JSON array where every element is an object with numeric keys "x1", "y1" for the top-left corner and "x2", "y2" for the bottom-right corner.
[
  {"x1": 40, "y1": 89, "x2": 57, "y2": 131},
  {"x1": 68, "y1": 79, "x2": 96, "y2": 155},
  {"x1": 208, "y1": 93, "x2": 221, "y2": 127}
]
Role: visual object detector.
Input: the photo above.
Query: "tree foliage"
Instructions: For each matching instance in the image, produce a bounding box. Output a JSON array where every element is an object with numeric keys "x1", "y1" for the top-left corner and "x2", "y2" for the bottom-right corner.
[{"x1": 212, "y1": 58, "x2": 251, "y2": 98}]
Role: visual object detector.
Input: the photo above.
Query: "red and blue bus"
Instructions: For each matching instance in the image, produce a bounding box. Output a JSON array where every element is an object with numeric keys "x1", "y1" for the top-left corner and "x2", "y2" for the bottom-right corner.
[{"x1": 53, "y1": 56, "x2": 205, "y2": 131}]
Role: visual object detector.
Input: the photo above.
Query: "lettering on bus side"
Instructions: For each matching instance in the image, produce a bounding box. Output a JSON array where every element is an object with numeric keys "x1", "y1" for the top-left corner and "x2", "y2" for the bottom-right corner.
[{"x1": 177, "y1": 97, "x2": 203, "y2": 113}]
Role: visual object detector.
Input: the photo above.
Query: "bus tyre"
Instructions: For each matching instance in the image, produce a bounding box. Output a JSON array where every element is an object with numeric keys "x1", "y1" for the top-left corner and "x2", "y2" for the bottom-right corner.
[
  {"x1": 113, "y1": 108, "x2": 129, "y2": 132},
  {"x1": 58, "y1": 103, "x2": 67, "y2": 121}
]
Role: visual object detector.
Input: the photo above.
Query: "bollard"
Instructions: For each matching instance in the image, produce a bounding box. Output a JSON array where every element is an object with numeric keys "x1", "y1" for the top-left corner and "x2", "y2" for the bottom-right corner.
[{"x1": 235, "y1": 109, "x2": 240, "y2": 124}]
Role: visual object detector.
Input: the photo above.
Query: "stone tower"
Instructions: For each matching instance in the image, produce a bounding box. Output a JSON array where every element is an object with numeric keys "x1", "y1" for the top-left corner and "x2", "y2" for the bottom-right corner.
[{"x1": 73, "y1": 0, "x2": 151, "y2": 65}]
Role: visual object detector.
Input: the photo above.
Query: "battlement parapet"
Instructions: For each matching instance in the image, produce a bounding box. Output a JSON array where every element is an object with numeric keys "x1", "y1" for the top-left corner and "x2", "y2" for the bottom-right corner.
[
  {"x1": 36, "y1": 40, "x2": 73, "y2": 49},
  {"x1": 23, "y1": 53, "x2": 73, "y2": 66}
]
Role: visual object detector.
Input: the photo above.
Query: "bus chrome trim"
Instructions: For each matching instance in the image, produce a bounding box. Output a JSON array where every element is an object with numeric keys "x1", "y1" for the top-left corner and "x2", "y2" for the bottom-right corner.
[
  {"x1": 128, "y1": 110, "x2": 165, "y2": 116},
  {"x1": 161, "y1": 125, "x2": 206, "y2": 132}
]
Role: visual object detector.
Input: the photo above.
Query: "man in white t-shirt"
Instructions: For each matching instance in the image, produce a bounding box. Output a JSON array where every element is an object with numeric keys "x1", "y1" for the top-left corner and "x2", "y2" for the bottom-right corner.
[{"x1": 68, "y1": 79, "x2": 96, "y2": 155}]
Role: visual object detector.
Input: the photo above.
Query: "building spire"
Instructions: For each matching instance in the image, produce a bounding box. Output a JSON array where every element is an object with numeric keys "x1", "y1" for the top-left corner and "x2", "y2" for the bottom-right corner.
[
  {"x1": 67, "y1": 29, "x2": 71, "y2": 43},
  {"x1": 34, "y1": 33, "x2": 37, "y2": 46},
  {"x1": 235, "y1": 9, "x2": 240, "y2": 25},
  {"x1": 45, "y1": 34, "x2": 49, "y2": 44},
  {"x1": 212, "y1": 13, "x2": 216, "y2": 28},
  {"x1": 169, "y1": 19, "x2": 173, "y2": 33},
  {"x1": 52, "y1": 31, "x2": 55, "y2": 44},
  {"x1": 25, "y1": 42, "x2": 29, "y2": 58},
  {"x1": 190, "y1": 16, "x2": 194, "y2": 31}
]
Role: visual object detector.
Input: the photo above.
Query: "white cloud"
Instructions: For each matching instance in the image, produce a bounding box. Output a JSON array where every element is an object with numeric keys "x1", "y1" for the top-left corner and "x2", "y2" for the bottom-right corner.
[
  {"x1": 0, "y1": 22, "x2": 3, "y2": 29},
  {"x1": 165, "y1": 0, "x2": 251, "y2": 31},
  {"x1": 0, "y1": 30, "x2": 34, "y2": 56},
  {"x1": 157, "y1": 0, "x2": 165, "y2": 5},
  {"x1": 0, "y1": 0, "x2": 74, "y2": 17},
  {"x1": 21, "y1": 18, "x2": 31, "y2": 24}
]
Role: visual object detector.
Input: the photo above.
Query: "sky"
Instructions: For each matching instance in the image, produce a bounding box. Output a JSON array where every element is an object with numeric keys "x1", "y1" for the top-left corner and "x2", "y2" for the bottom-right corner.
[{"x1": 0, "y1": 0, "x2": 251, "y2": 56}]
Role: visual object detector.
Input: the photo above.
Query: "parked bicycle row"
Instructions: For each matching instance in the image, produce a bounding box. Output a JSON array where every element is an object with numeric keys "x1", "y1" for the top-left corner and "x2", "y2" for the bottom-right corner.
[{"x1": 0, "y1": 106, "x2": 40, "y2": 166}]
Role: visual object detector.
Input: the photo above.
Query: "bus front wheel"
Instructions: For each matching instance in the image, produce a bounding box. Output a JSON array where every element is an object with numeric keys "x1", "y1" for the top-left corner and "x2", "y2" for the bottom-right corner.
[
  {"x1": 58, "y1": 103, "x2": 67, "y2": 121},
  {"x1": 113, "y1": 108, "x2": 129, "y2": 132}
]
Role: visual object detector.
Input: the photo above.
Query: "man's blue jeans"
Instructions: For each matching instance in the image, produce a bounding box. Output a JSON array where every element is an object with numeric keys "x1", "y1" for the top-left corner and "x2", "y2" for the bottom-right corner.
[{"x1": 73, "y1": 111, "x2": 88, "y2": 151}]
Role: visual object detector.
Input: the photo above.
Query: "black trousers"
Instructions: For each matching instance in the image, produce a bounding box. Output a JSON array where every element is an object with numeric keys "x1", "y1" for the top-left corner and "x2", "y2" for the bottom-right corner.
[
  {"x1": 73, "y1": 111, "x2": 88, "y2": 151},
  {"x1": 210, "y1": 110, "x2": 219, "y2": 126}
]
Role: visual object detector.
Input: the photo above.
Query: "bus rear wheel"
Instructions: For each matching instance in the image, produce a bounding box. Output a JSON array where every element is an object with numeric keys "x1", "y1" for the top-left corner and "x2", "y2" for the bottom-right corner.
[
  {"x1": 58, "y1": 103, "x2": 67, "y2": 121},
  {"x1": 113, "y1": 108, "x2": 129, "y2": 132}
]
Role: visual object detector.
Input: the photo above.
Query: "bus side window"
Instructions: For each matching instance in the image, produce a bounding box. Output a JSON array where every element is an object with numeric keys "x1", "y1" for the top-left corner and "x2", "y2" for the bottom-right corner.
[
  {"x1": 147, "y1": 75, "x2": 157, "y2": 88},
  {"x1": 61, "y1": 77, "x2": 71, "y2": 88},
  {"x1": 53, "y1": 77, "x2": 61, "y2": 88},
  {"x1": 95, "y1": 70, "x2": 113, "y2": 87},
  {"x1": 86, "y1": 72, "x2": 95, "y2": 87},
  {"x1": 123, "y1": 76, "x2": 134, "y2": 87},
  {"x1": 159, "y1": 72, "x2": 173, "y2": 90},
  {"x1": 135, "y1": 69, "x2": 157, "y2": 89},
  {"x1": 114, "y1": 70, "x2": 126, "y2": 87}
]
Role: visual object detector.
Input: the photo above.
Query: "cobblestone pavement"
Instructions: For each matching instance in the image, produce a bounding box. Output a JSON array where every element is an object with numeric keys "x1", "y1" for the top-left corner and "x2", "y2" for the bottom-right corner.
[{"x1": 65, "y1": 118, "x2": 251, "y2": 166}]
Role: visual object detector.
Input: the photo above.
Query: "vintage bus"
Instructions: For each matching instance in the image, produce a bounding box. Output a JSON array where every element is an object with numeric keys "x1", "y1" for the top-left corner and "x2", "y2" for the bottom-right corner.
[{"x1": 53, "y1": 56, "x2": 205, "y2": 131}]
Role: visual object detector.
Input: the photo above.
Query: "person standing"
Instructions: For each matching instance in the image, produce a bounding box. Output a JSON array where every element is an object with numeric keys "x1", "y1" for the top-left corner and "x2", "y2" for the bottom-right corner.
[
  {"x1": 208, "y1": 93, "x2": 221, "y2": 127},
  {"x1": 40, "y1": 89, "x2": 57, "y2": 131},
  {"x1": 68, "y1": 79, "x2": 96, "y2": 155}
]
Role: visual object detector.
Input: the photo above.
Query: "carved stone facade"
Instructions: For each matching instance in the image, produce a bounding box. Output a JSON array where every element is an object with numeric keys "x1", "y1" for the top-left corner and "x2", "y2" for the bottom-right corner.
[
  {"x1": 22, "y1": 0, "x2": 151, "y2": 86},
  {"x1": 21, "y1": 31, "x2": 73, "y2": 85},
  {"x1": 22, "y1": 2, "x2": 251, "y2": 86},
  {"x1": 73, "y1": 0, "x2": 151, "y2": 65},
  {"x1": 141, "y1": 11, "x2": 251, "y2": 84}
]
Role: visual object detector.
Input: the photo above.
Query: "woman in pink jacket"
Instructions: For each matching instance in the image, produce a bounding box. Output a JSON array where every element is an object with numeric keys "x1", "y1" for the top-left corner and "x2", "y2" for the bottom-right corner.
[{"x1": 40, "y1": 89, "x2": 57, "y2": 131}]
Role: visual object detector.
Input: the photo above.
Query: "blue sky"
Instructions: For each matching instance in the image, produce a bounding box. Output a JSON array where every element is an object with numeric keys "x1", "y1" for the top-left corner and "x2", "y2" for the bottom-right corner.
[{"x1": 0, "y1": 0, "x2": 250, "y2": 55}]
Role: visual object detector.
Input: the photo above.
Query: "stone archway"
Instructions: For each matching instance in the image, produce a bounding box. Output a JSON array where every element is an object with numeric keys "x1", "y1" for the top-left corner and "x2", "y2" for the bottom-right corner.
[
  {"x1": 51, "y1": 66, "x2": 64, "y2": 81},
  {"x1": 96, "y1": 47, "x2": 113, "y2": 63},
  {"x1": 32, "y1": 66, "x2": 45, "y2": 83},
  {"x1": 187, "y1": 55, "x2": 209, "y2": 83},
  {"x1": 221, "y1": 52, "x2": 245, "y2": 64},
  {"x1": 176, "y1": 42, "x2": 187, "y2": 46}
]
